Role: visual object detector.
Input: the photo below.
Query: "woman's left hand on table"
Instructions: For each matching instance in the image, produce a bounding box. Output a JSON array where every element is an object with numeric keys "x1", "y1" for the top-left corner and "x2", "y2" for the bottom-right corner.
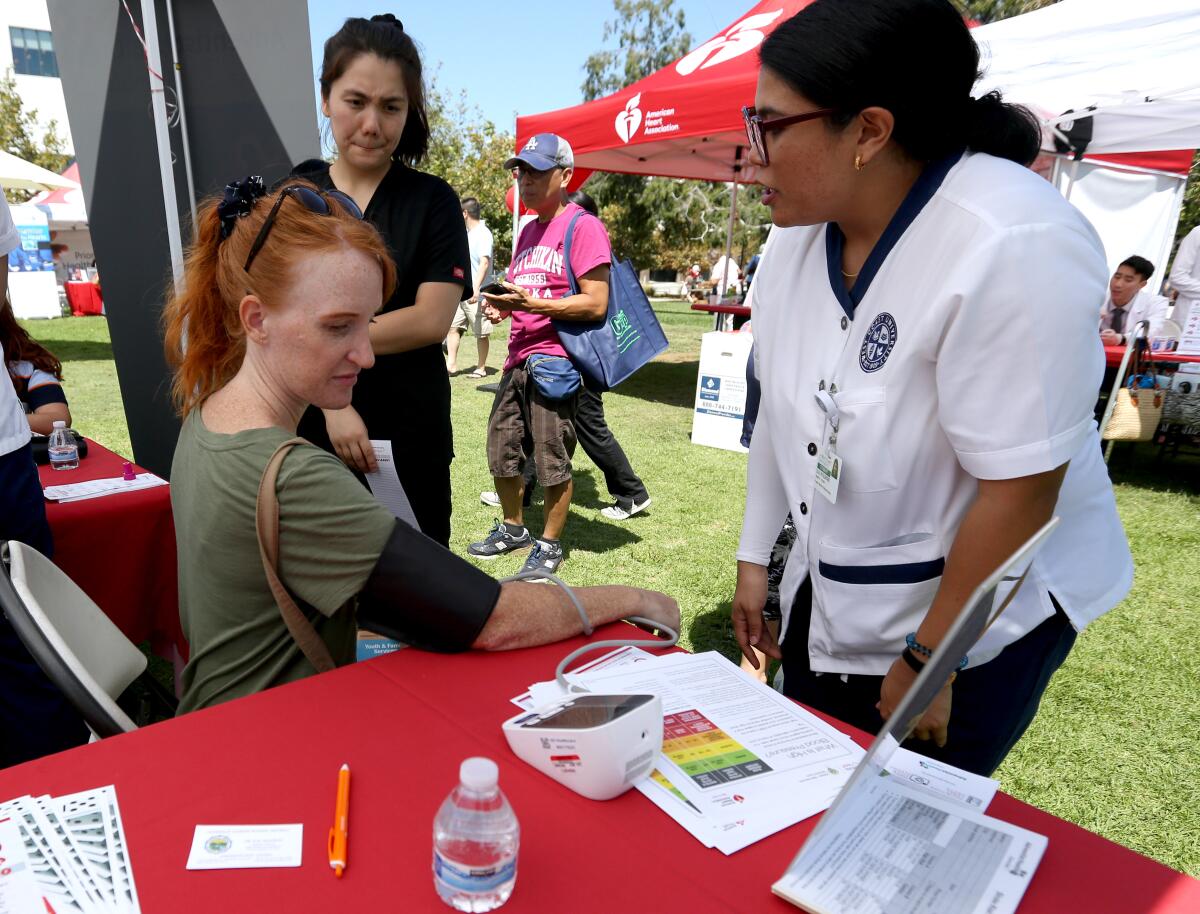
[{"x1": 877, "y1": 656, "x2": 953, "y2": 747}]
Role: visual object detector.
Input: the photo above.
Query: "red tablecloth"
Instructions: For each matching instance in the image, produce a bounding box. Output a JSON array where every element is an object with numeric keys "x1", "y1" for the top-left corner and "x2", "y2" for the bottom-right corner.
[
  {"x1": 38, "y1": 438, "x2": 184, "y2": 657},
  {"x1": 63, "y1": 281, "x2": 103, "y2": 316},
  {"x1": 1, "y1": 629, "x2": 1194, "y2": 913},
  {"x1": 1104, "y1": 344, "x2": 1200, "y2": 368},
  {"x1": 691, "y1": 301, "x2": 752, "y2": 317}
]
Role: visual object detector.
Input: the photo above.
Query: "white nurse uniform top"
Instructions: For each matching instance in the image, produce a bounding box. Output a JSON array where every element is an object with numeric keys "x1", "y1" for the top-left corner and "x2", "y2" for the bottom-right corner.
[{"x1": 737, "y1": 151, "x2": 1133, "y2": 676}]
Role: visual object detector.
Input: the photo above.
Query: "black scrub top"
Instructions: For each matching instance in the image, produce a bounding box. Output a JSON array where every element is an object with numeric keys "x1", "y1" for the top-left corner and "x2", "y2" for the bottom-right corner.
[{"x1": 291, "y1": 159, "x2": 470, "y2": 470}]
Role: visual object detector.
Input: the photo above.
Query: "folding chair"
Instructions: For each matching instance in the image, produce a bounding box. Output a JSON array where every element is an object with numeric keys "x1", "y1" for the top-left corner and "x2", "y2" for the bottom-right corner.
[{"x1": 0, "y1": 540, "x2": 146, "y2": 738}]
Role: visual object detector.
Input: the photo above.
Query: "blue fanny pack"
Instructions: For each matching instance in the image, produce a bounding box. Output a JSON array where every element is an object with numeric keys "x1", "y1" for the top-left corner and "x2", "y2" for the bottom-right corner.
[{"x1": 525, "y1": 353, "x2": 581, "y2": 401}]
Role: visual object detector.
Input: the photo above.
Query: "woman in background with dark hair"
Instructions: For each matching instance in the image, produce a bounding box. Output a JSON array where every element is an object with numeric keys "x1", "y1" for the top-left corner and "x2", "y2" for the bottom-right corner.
[
  {"x1": 731, "y1": 0, "x2": 1131, "y2": 775},
  {"x1": 1, "y1": 295, "x2": 71, "y2": 434},
  {"x1": 293, "y1": 14, "x2": 469, "y2": 546}
]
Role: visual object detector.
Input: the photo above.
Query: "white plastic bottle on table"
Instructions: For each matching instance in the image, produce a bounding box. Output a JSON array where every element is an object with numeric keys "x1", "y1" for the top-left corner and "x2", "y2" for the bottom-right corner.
[
  {"x1": 47, "y1": 420, "x2": 79, "y2": 470},
  {"x1": 433, "y1": 757, "x2": 519, "y2": 912}
]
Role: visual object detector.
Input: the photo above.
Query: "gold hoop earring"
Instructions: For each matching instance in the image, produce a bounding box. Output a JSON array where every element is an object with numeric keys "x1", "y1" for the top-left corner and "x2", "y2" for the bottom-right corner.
[{"x1": 854, "y1": 154, "x2": 864, "y2": 172}]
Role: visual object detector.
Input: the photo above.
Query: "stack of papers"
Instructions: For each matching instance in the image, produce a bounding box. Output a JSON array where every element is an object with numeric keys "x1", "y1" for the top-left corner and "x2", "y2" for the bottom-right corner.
[
  {"x1": 0, "y1": 785, "x2": 141, "y2": 913},
  {"x1": 43, "y1": 474, "x2": 167, "y2": 503},
  {"x1": 512, "y1": 650, "x2": 999, "y2": 856}
]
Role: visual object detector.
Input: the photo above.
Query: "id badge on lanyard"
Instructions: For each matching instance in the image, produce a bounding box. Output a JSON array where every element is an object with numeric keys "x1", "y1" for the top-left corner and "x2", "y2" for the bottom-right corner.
[{"x1": 813, "y1": 388, "x2": 843, "y2": 504}]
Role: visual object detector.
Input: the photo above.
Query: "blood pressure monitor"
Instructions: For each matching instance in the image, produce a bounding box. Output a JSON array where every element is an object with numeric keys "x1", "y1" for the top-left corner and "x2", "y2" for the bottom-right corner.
[{"x1": 501, "y1": 693, "x2": 663, "y2": 800}]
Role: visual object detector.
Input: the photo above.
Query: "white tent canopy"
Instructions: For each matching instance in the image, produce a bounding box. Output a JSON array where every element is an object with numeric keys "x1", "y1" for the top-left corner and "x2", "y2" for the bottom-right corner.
[
  {"x1": 0, "y1": 150, "x2": 80, "y2": 193},
  {"x1": 973, "y1": 0, "x2": 1200, "y2": 156}
]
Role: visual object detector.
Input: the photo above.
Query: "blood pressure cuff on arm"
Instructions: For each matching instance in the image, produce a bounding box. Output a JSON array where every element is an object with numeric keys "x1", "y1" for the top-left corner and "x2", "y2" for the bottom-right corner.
[{"x1": 355, "y1": 521, "x2": 501, "y2": 652}]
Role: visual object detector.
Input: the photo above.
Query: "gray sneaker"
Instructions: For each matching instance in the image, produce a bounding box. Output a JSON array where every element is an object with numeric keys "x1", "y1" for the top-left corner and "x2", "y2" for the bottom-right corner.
[
  {"x1": 518, "y1": 540, "x2": 563, "y2": 580},
  {"x1": 480, "y1": 490, "x2": 501, "y2": 507},
  {"x1": 600, "y1": 496, "x2": 652, "y2": 520},
  {"x1": 468, "y1": 520, "x2": 532, "y2": 559}
]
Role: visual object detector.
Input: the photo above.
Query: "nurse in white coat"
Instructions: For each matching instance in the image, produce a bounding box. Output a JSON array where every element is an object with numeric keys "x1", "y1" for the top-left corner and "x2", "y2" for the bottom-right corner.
[{"x1": 731, "y1": 0, "x2": 1133, "y2": 776}]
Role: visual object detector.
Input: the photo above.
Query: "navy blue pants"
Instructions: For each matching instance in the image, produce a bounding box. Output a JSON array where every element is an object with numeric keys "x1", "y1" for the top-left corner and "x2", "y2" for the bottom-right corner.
[
  {"x1": 781, "y1": 576, "x2": 1077, "y2": 776},
  {"x1": 1, "y1": 442, "x2": 89, "y2": 768}
]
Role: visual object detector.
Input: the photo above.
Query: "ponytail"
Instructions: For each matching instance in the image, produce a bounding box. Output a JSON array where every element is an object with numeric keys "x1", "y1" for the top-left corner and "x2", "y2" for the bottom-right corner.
[
  {"x1": 962, "y1": 91, "x2": 1041, "y2": 167},
  {"x1": 162, "y1": 204, "x2": 244, "y2": 416},
  {"x1": 760, "y1": 0, "x2": 1042, "y2": 166}
]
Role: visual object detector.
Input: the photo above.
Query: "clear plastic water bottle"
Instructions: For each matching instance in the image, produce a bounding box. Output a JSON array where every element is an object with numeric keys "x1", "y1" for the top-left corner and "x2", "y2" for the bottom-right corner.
[
  {"x1": 433, "y1": 757, "x2": 519, "y2": 912},
  {"x1": 47, "y1": 420, "x2": 80, "y2": 470}
]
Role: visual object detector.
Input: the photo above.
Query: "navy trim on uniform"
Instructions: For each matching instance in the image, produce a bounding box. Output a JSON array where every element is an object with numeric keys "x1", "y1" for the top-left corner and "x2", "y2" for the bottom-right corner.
[
  {"x1": 24, "y1": 383, "x2": 67, "y2": 411},
  {"x1": 818, "y1": 557, "x2": 945, "y2": 585},
  {"x1": 825, "y1": 150, "x2": 964, "y2": 320}
]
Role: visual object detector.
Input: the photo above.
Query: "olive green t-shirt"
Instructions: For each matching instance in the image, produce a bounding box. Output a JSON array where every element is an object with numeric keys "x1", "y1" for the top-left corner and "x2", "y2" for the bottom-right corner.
[{"x1": 172, "y1": 410, "x2": 395, "y2": 713}]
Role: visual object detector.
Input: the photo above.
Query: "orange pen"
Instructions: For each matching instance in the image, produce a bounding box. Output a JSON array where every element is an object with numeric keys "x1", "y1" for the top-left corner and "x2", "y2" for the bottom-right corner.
[{"x1": 328, "y1": 763, "x2": 350, "y2": 877}]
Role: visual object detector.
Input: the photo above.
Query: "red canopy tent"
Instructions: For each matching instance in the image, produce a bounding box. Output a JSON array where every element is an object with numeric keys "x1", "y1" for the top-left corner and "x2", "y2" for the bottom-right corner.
[{"x1": 515, "y1": 0, "x2": 812, "y2": 186}]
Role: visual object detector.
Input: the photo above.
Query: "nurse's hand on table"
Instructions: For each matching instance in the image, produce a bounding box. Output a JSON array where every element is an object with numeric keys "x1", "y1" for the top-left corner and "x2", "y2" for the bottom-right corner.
[
  {"x1": 877, "y1": 657, "x2": 953, "y2": 747},
  {"x1": 323, "y1": 405, "x2": 378, "y2": 475},
  {"x1": 1100, "y1": 329, "x2": 1123, "y2": 346},
  {"x1": 732, "y1": 561, "x2": 781, "y2": 670}
]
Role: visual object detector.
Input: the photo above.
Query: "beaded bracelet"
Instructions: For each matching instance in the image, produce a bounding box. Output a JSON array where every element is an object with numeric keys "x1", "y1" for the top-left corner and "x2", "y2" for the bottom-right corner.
[{"x1": 905, "y1": 632, "x2": 969, "y2": 671}]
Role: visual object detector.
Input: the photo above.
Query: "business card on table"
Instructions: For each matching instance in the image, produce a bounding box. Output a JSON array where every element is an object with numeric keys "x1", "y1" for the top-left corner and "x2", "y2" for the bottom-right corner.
[{"x1": 186, "y1": 824, "x2": 303, "y2": 870}]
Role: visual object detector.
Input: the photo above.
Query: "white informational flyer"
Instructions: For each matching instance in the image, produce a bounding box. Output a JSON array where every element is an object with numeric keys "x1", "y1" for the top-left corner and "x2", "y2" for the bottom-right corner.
[
  {"x1": 0, "y1": 816, "x2": 43, "y2": 914},
  {"x1": 0, "y1": 785, "x2": 141, "y2": 914},
  {"x1": 772, "y1": 776, "x2": 1045, "y2": 914},
  {"x1": 365, "y1": 440, "x2": 420, "y2": 528},
  {"x1": 883, "y1": 747, "x2": 999, "y2": 813},
  {"x1": 42, "y1": 473, "x2": 167, "y2": 503},
  {"x1": 567, "y1": 651, "x2": 865, "y2": 854},
  {"x1": 510, "y1": 646, "x2": 663, "y2": 711},
  {"x1": 186, "y1": 824, "x2": 303, "y2": 870}
]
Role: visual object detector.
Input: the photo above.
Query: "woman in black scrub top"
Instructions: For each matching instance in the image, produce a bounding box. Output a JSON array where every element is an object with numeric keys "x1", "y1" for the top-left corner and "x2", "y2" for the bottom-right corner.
[{"x1": 294, "y1": 15, "x2": 469, "y2": 546}]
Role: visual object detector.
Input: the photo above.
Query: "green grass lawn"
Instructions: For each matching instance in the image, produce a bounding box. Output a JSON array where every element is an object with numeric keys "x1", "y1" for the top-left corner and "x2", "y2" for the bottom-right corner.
[{"x1": 19, "y1": 308, "x2": 1200, "y2": 876}]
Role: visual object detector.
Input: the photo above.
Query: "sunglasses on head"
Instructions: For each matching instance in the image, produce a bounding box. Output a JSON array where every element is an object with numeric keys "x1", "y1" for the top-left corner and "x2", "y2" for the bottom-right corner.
[
  {"x1": 741, "y1": 105, "x2": 837, "y2": 166},
  {"x1": 243, "y1": 184, "x2": 363, "y2": 273}
]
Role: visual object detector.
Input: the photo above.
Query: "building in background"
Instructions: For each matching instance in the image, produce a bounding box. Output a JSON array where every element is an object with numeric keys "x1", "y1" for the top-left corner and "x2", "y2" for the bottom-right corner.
[{"x1": 1, "y1": 0, "x2": 74, "y2": 154}]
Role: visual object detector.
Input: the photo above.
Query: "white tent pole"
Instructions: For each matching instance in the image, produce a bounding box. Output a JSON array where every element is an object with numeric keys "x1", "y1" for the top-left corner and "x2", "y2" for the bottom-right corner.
[
  {"x1": 140, "y1": 0, "x2": 184, "y2": 290},
  {"x1": 164, "y1": 0, "x2": 197, "y2": 229},
  {"x1": 721, "y1": 146, "x2": 743, "y2": 299}
]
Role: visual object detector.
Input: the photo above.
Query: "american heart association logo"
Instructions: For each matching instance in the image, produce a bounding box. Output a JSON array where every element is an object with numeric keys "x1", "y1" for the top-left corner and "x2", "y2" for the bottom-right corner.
[
  {"x1": 615, "y1": 93, "x2": 643, "y2": 144},
  {"x1": 675, "y1": 10, "x2": 785, "y2": 76}
]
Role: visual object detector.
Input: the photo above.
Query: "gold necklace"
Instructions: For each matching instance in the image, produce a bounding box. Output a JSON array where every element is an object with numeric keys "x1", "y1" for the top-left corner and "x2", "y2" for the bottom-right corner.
[{"x1": 841, "y1": 268, "x2": 860, "y2": 279}]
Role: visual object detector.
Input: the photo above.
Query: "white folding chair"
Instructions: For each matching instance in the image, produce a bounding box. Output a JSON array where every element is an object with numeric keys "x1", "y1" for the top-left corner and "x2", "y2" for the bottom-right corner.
[{"x1": 1, "y1": 540, "x2": 146, "y2": 739}]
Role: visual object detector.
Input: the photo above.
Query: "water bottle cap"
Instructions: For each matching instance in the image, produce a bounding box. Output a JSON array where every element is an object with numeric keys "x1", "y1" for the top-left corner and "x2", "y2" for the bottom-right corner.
[
  {"x1": 53, "y1": 420, "x2": 66, "y2": 428},
  {"x1": 459, "y1": 757, "x2": 498, "y2": 791}
]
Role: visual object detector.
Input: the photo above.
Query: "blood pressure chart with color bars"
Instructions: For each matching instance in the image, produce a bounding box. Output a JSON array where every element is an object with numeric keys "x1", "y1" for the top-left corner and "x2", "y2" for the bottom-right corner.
[{"x1": 661, "y1": 709, "x2": 773, "y2": 788}]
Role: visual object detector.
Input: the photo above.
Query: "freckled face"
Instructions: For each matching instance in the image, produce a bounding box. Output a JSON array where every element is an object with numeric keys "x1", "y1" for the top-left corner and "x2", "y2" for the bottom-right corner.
[{"x1": 259, "y1": 246, "x2": 382, "y2": 411}]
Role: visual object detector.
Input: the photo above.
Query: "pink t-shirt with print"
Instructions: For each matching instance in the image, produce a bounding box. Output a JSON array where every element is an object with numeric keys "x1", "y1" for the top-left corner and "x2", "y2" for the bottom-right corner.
[{"x1": 503, "y1": 203, "x2": 611, "y2": 372}]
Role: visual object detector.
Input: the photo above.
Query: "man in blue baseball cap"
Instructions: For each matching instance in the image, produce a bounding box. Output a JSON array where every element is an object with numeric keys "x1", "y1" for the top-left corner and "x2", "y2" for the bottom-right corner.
[
  {"x1": 471, "y1": 133, "x2": 614, "y2": 580},
  {"x1": 502, "y1": 132, "x2": 575, "y2": 173}
]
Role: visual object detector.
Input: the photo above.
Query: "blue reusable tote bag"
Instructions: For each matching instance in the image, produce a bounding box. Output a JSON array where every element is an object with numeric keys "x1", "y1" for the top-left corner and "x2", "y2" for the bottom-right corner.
[{"x1": 553, "y1": 211, "x2": 669, "y2": 392}]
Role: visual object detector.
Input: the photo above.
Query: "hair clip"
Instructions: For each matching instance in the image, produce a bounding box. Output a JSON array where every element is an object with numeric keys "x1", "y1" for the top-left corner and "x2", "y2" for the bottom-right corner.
[
  {"x1": 217, "y1": 176, "x2": 267, "y2": 240},
  {"x1": 369, "y1": 13, "x2": 404, "y2": 30}
]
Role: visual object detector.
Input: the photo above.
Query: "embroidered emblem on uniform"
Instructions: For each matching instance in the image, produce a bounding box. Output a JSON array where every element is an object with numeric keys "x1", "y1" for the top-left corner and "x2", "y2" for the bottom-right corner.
[{"x1": 859, "y1": 312, "x2": 897, "y2": 373}]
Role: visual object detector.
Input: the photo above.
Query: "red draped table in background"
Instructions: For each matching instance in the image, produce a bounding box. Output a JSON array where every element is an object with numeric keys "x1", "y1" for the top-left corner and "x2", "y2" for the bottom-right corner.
[
  {"x1": 0, "y1": 629, "x2": 1195, "y2": 913},
  {"x1": 37, "y1": 438, "x2": 184, "y2": 658},
  {"x1": 63, "y1": 281, "x2": 104, "y2": 316},
  {"x1": 1103, "y1": 344, "x2": 1200, "y2": 368}
]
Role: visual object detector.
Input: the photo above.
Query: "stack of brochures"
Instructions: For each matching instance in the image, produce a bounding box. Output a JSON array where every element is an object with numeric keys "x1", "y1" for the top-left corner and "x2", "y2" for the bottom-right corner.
[
  {"x1": 512, "y1": 649, "x2": 999, "y2": 856},
  {"x1": 0, "y1": 785, "x2": 141, "y2": 913}
]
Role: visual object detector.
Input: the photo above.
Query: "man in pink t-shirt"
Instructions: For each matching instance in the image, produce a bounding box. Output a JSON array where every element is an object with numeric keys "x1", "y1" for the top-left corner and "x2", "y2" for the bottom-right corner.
[{"x1": 469, "y1": 134, "x2": 611, "y2": 579}]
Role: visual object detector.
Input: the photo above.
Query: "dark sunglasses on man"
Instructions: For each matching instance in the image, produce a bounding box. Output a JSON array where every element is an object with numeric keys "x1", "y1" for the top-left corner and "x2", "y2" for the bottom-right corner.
[{"x1": 243, "y1": 184, "x2": 363, "y2": 273}]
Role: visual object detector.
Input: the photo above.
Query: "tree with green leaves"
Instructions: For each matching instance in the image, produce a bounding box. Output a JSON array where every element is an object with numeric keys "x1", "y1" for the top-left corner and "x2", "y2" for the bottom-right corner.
[
  {"x1": 422, "y1": 80, "x2": 517, "y2": 266},
  {"x1": 950, "y1": 0, "x2": 1058, "y2": 23},
  {"x1": 0, "y1": 73, "x2": 70, "y2": 203}
]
